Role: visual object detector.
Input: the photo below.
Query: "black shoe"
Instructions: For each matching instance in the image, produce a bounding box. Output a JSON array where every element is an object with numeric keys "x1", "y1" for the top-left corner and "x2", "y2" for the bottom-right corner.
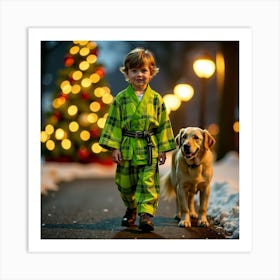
[
  {"x1": 121, "y1": 208, "x2": 137, "y2": 227},
  {"x1": 139, "y1": 213, "x2": 154, "y2": 232}
]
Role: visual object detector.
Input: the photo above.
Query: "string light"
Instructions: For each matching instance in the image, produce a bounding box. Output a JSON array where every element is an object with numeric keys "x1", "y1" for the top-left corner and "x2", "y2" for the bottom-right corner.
[
  {"x1": 69, "y1": 46, "x2": 79, "y2": 55},
  {"x1": 45, "y1": 124, "x2": 54, "y2": 135},
  {"x1": 97, "y1": 118, "x2": 106, "y2": 128},
  {"x1": 72, "y1": 70, "x2": 83, "y2": 81},
  {"x1": 71, "y1": 84, "x2": 81, "y2": 94},
  {"x1": 60, "y1": 80, "x2": 72, "y2": 94},
  {"x1": 55, "y1": 128, "x2": 65, "y2": 140},
  {"x1": 46, "y1": 140, "x2": 55, "y2": 151},
  {"x1": 79, "y1": 61, "x2": 90, "y2": 71},
  {"x1": 79, "y1": 47, "x2": 90, "y2": 56},
  {"x1": 87, "y1": 113, "x2": 98, "y2": 123},
  {"x1": 61, "y1": 139, "x2": 71, "y2": 150},
  {"x1": 69, "y1": 121, "x2": 79, "y2": 132},
  {"x1": 94, "y1": 87, "x2": 105, "y2": 97},
  {"x1": 90, "y1": 73, "x2": 100, "y2": 83},
  {"x1": 90, "y1": 101, "x2": 101, "y2": 112},
  {"x1": 91, "y1": 143, "x2": 102, "y2": 153},
  {"x1": 87, "y1": 41, "x2": 97, "y2": 49},
  {"x1": 81, "y1": 78, "x2": 91, "y2": 88},
  {"x1": 52, "y1": 97, "x2": 66, "y2": 109},
  {"x1": 87, "y1": 54, "x2": 97, "y2": 64},
  {"x1": 76, "y1": 41, "x2": 88, "y2": 46},
  {"x1": 40, "y1": 131, "x2": 49, "y2": 143},
  {"x1": 102, "y1": 93, "x2": 113, "y2": 104},
  {"x1": 68, "y1": 105, "x2": 78, "y2": 116},
  {"x1": 80, "y1": 130, "x2": 90, "y2": 141}
]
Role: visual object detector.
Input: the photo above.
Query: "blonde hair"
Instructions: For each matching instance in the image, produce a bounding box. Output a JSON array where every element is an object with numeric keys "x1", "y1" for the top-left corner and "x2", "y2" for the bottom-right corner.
[{"x1": 120, "y1": 48, "x2": 159, "y2": 79}]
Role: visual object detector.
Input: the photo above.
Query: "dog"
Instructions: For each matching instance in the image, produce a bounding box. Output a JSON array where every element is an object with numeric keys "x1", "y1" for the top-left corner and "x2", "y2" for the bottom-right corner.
[{"x1": 161, "y1": 127, "x2": 216, "y2": 228}]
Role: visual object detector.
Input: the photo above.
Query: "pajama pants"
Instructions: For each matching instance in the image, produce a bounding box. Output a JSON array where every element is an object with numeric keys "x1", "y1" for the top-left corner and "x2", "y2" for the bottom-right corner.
[{"x1": 115, "y1": 159, "x2": 160, "y2": 216}]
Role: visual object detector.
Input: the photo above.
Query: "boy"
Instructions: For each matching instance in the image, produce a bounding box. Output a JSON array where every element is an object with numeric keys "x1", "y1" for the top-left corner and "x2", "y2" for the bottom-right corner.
[{"x1": 99, "y1": 47, "x2": 176, "y2": 232}]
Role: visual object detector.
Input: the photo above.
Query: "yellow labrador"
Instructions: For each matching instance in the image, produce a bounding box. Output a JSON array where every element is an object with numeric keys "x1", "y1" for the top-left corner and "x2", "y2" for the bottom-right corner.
[{"x1": 161, "y1": 127, "x2": 215, "y2": 227}]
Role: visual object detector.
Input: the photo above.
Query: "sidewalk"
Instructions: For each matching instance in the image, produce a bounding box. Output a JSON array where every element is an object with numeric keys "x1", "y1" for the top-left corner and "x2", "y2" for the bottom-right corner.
[{"x1": 41, "y1": 177, "x2": 226, "y2": 239}]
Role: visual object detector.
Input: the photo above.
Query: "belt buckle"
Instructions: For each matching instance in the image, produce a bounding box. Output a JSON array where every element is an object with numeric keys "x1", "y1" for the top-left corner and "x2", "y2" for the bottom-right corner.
[{"x1": 135, "y1": 131, "x2": 143, "y2": 138}]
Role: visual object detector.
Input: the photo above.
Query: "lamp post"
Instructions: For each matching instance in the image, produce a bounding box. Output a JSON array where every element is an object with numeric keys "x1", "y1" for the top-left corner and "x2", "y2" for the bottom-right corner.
[{"x1": 193, "y1": 54, "x2": 215, "y2": 128}]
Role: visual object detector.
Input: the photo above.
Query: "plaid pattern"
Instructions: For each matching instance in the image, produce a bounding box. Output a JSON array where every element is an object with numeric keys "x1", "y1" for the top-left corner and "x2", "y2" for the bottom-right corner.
[
  {"x1": 99, "y1": 84, "x2": 176, "y2": 215},
  {"x1": 99, "y1": 84, "x2": 176, "y2": 164},
  {"x1": 115, "y1": 159, "x2": 160, "y2": 216}
]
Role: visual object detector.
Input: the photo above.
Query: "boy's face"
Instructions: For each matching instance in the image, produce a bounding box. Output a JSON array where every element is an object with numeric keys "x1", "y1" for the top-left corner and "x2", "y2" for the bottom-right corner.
[{"x1": 127, "y1": 65, "x2": 152, "y2": 92}]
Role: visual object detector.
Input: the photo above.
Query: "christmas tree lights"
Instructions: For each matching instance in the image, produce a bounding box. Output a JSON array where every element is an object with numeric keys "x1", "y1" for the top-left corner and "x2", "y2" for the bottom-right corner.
[{"x1": 41, "y1": 41, "x2": 113, "y2": 164}]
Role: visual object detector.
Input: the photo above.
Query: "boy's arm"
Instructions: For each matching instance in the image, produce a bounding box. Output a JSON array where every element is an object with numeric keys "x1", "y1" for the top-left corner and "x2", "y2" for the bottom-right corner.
[{"x1": 99, "y1": 99, "x2": 122, "y2": 151}]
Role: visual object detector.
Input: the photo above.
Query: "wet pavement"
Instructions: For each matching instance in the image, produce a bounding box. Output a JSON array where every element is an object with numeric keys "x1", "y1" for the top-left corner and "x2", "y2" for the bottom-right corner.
[{"x1": 41, "y1": 177, "x2": 226, "y2": 239}]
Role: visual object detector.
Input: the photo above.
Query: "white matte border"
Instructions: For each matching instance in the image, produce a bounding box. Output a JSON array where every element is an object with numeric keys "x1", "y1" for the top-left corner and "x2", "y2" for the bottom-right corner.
[
  {"x1": 1, "y1": 0, "x2": 279, "y2": 279},
  {"x1": 28, "y1": 27, "x2": 252, "y2": 253}
]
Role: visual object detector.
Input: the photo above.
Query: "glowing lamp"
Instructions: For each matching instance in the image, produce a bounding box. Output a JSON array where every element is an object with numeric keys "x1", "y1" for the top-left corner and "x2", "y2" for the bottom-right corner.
[
  {"x1": 193, "y1": 57, "x2": 215, "y2": 78},
  {"x1": 163, "y1": 94, "x2": 181, "y2": 112},
  {"x1": 174, "y1": 83, "x2": 194, "y2": 102}
]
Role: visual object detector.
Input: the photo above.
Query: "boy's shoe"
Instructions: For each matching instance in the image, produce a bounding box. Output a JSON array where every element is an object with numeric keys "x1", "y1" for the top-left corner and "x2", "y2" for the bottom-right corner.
[
  {"x1": 121, "y1": 208, "x2": 137, "y2": 227},
  {"x1": 139, "y1": 213, "x2": 154, "y2": 232}
]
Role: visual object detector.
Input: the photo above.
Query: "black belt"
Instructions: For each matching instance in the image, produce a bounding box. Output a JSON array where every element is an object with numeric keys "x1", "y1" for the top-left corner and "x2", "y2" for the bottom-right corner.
[{"x1": 122, "y1": 129, "x2": 156, "y2": 165}]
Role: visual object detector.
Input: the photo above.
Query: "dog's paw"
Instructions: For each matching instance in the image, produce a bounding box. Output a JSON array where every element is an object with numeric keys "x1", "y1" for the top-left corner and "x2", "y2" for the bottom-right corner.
[
  {"x1": 178, "y1": 220, "x2": 191, "y2": 228},
  {"x1": 190, "y1": 211, "x2": 198, "y2": 219},
  {"x1": 197, "y1": 218, "x2": 209, "y2": 227}
]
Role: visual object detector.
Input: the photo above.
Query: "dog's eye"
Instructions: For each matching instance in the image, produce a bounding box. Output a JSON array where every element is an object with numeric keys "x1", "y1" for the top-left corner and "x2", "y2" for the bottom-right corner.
[
  {"x1": 182, "y1": 134, "x2": 187, "y2": 139},
  {"x1": 193, "y1": 135, "x2": 199, "y2": 140}
]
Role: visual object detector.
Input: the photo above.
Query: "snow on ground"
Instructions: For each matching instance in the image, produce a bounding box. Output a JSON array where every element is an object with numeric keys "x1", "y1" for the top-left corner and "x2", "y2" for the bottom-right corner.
[
  {"x1": 41, "y1": 151, "x2": 239, "y2": 238},
  {"x1": 209, "y1": 151, "x2": 239, "y2": 238}
]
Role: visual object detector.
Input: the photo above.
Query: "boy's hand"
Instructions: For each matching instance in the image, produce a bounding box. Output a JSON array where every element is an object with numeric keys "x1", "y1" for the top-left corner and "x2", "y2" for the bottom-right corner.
[
  {"x1": 112, "y1": 149, "x2": 122, "y2": 164},
  {"x1": 158, "y1": 152, "x2": 166, "y2": 165}
]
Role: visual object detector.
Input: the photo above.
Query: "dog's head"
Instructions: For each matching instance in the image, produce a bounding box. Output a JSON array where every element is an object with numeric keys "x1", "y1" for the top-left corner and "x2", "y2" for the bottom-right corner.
[{"x1": 175, "y1": 127, "x2": 215, "y2": 160}]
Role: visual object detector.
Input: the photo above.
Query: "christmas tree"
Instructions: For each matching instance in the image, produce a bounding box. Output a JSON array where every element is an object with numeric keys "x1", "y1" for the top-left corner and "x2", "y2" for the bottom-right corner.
[{"x1": 41, "y1": 41, "x2": 113, "y2": 164}]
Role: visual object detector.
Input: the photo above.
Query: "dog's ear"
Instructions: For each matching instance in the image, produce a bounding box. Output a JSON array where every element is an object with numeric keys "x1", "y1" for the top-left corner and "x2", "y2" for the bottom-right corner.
[
  {"x1": 175, "y1": 128, "x2": 185, "y2": 146},
  {"x1": 203, "y1": 129, "x2": 216, "y2": 149}
]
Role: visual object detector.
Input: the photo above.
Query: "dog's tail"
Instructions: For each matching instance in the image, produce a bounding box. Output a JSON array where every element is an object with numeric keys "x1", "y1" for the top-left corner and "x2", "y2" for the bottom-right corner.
[{"x1": 160, "y1": 170, "x2": 176, "y2": 201}]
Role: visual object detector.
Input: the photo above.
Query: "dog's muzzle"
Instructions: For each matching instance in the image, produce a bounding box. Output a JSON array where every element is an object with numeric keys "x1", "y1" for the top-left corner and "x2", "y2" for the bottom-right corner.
[{"x1": 182, "y1": 144, "x2": 198, "y2": 159}]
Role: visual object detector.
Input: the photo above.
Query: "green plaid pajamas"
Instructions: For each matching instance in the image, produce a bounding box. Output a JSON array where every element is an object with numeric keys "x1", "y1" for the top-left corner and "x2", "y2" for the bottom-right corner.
[
  {"x1": 115, "y1": 159, "x2": 159, "y2": 216},
  {"x1": 99, "y1": 84, "x2": 176, "y2": 216}
]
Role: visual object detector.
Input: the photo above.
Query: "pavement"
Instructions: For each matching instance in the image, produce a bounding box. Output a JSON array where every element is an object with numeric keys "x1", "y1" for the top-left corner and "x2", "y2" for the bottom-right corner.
[{"x1": 41, "y1": 177, "x2": 226, "y2": 239}]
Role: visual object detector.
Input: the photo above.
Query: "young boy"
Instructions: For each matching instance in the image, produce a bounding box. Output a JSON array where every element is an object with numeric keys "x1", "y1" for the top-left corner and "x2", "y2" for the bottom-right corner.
[{"x1": 99, "y1": 47, "x2": 176, "y2": 232}]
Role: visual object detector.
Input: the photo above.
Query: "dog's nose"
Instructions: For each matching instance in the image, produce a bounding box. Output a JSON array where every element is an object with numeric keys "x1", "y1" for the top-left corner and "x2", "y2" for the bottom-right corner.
[{"x1": 183, "y1": 143, "x2": 190, "y2": 153}]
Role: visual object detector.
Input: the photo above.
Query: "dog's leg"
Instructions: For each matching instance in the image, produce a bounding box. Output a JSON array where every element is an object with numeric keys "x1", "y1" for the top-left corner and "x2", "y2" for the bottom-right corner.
[
  {"x1": 177, "y1": 185, "x2": 191, "y2": 228},
  {"x1": 174, "y1": 188, "x2": 181, "y2": 221},
  {"x1": 188, "y1": 193, "x2": 198, "y2": 219},
  {"x1": 198, "y1": 187, "x2": 210, "y2": 227}
]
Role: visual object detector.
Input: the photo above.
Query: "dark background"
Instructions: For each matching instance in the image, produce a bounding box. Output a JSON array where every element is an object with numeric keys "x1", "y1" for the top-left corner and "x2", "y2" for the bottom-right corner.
[{"x1": 41, "y1": 41, "x2": 239, "y2": 160}]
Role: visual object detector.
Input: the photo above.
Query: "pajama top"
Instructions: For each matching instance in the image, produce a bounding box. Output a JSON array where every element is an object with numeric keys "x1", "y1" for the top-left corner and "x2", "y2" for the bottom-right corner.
[{"x1": 99, "y1": 84, "x2": 176, "y2": 165}]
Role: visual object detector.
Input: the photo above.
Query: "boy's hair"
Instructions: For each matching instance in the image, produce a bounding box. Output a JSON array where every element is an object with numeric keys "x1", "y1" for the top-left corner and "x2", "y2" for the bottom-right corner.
[{"x1": 120, "y1": 48, "x2": 159, "y2": 79}]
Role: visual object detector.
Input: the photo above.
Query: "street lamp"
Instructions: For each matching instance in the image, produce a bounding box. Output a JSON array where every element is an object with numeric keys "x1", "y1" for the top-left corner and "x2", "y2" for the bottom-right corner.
[
  {"x1": 174, "y1": 83, "x2": 194, "y2": 102},
  {"x1": 193, "y1": 54, "x2": 216, "y2": 128},
  {"x1": 163, "y1": 94, "x2": 181, "y2": 114}
]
